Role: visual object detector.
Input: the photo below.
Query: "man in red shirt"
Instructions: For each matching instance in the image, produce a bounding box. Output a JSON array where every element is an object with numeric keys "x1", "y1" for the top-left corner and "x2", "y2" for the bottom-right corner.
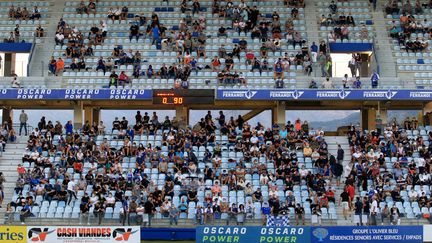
[
  {"x1": 346, "y1": 184, "x2": 355, "y2": 203},
  {"x1": 17, "y1": 164, "x2": 26, "y2": 178},
  {"x1": 73, "y1": 161, "x2": 83, "y2": 174}
]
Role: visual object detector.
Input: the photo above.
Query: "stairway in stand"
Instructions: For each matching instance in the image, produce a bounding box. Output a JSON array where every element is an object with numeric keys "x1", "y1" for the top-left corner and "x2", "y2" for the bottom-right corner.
[
  {"x1": 325, "y1": 136, "x2": 353, "y2": 225},
  {"x1": 0, "y1": 136, "x2": 28, "y2": 224}
]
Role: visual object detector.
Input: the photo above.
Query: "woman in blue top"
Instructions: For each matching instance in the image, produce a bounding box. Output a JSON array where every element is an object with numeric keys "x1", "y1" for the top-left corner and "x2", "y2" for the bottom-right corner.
[
  {"x1": 65, "y1": 121, "x2": 73, "y2": 135},
  {"x1": 146, "y1": 65, "x2": 154, "y2": 78}
]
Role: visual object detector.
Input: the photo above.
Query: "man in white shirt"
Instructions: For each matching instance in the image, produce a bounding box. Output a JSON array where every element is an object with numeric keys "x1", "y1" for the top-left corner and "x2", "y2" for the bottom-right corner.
[
  {"x1": 321, "y1": 77, "x2": 335, "y2": 89},
  {"x1": 408, "y1": 188, "x2": 418, "y2": 201},
  {"x1": 67, "y1": 179, "x2": 77, "y2": 206},
  {"x1": 55, "y1": 32, "x2": 64, "y2": 46},
  {"x1": 370, "y1": 196, "x2": 378, "y2": 225}
]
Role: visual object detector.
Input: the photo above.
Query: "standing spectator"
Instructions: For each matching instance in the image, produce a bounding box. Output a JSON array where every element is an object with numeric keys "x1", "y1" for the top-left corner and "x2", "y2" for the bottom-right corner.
[
  {"x1": 237, "y1": 204, "x2": 246, "y2": 225},
  {"x1": 67, "y1": 178, "x2": 77, "y2": 206},
  {"x1": 93, "y1": 201, "x2": 105, "y2": 225},
  {"x1": 261, "y1": 202, "x2": 271, "y2": 226},
  {"x1": 204, "y1": 204, "x2": 213, "y2": 224},
  {"x1": 136, "y1": 203, "x2": 144, "y2": 225},
  {"x1": 348, "y1": 55, "x2": 356, "y2": 77},
  {"x1": 169, "y1": 204, "x2": 180, "y2": 226},
  {"x1": 19, "y1": 110, "x2": 28, "y2": 136},
  {"x1": 381, "y1": 204, "x2": 389, "y2": 225},
  {"x1": 5, "y1": 203, "x2": 13, "y2": 224},
  {"x1": 310, "y1": 42, "x2": 318, "y2": 62},
  {"x1": 354, "y1": 197, "x2": 363, "y2": 226},
  {"x1": 120, "y1": 197, "x2": 128, "y2": 226},
  {"x1": 195, "y1": 205, "x2": 204, "y2": 225},
  {"x1": 318, "y1": 52, "x2": 327, "y2": 77},
  {"x1": 14, "y1": 24, "x2": 20, "y2": 42},
  {"x1": 80, "y1": 200, "x2": 90, "y2": 225},
  {"x1": 311, "y1": 207, "x2": 322, "y2": 226},
  {"x1": 128, "y1": 200, "x2": 138, "y2": 225},
  {"x1": 336, "y1": 144, "x2": 344, "y2": 164},
  {"x1": 370, "y1": 196, "x2": 378, "y2": 225},
  {"x1": 295, "y1": 203, "x2": 305, "y2": 225},
  {"x1": 151, "y1": 24, "x2": 160, "y2": 45},
  {"x1": 0, "y1": 172, "x2": 4, "y2": 206},
  {"x1": 390, "y1": 205, "x2": 400, "y2": 225},
  {"x1": 362, "y1": 197, "x2": 370, "y2": 225},
  {"x1": 339, "y1": 187, "x2": 351, "y2": 220},
  {"x1": 144, "y1": 198, "x2": 155, "y2": 227}
]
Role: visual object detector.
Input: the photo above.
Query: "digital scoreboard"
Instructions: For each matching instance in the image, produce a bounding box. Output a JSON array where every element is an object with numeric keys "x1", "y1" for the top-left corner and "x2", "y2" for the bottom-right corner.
[{"x1": 152, "y1": 89, "x2": 214, "y2": 105}]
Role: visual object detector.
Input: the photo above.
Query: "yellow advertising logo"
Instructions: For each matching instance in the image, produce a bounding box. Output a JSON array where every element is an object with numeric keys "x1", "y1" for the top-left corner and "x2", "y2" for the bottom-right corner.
[{"x1": 0, "y1": 226, "x2": 26, "y2": 242}]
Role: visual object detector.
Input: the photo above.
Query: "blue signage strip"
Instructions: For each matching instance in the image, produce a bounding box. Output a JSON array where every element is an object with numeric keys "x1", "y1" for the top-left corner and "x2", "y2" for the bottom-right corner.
[
  {"x1": 216, "y1": 89, "x2": 432, "y2": 100},
  {"x1": 0, "y1": 89, "x2": 152, "y2": 100},
  {"x1": 196, "y1": 226, "x2": 310, "y2": 243},
  {"x1": 311, "y1": 226, "x2": 423, "y2": 243}
]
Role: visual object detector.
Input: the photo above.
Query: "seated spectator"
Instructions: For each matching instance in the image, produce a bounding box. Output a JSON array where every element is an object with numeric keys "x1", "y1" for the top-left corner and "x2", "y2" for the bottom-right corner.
[
  {"x1": 309, "y1": 79, "x2": 318, "y2": 88},
  {"x1": 218, "y1": 26, "x2": 227, "y2": 37},
  {"x1": 11, "y1": 74, "x2": 20, "y2": 88},
  {"x1": 329, "y1": 1, "x2": 337, "y2": 14},
  {"x1": 121, "y1": 6, "x2": 129, "y2": 20},
  {"x1": 55, "y1": 31, "x2": 64, "y2": 46},
  {"x1": 35, "y1": 25, "x2": 44, "y2": 38},
  {"x1": 118, "y1": 71, "x2": 130, "y2": 86},
  {"x1": 96, "y1": 57, "x2": 106, "y2": 74},
  {"x1": 48, "y1": 57, "x2": 56, "y2": 75},
  {"x1": 108, "y1": 71, "x2": 118, "y2": 88},
  {"x1": 250, "y1": 58, "x2": 262, "y2": 74},
  {"x1": 321, "y1": 77, "x2": 335, "y2": 89},
  {"x1": 129, "y1": 23, "x2": 140, "y2": 42},
  {"x1": 353, "y1": 76, "x2": 361, "y2": 88},
  {"x1": 31, "y1": 6, "x2": 41, "y2": 20},
  {"x1": 275, "y1": 78, "x2": 284, "y2": 89},
  {"x1": 274, "y1": 63, "x2": 284, "y2": 78},
  {"x1": 55, "y1": 58, "x2": 64, "y2": 76}
]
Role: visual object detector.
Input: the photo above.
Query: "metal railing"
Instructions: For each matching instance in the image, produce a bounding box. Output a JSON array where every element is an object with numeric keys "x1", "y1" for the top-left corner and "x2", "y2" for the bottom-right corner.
[{"x1": 27, "y1": 35, "x2": 37, "y2": 77}]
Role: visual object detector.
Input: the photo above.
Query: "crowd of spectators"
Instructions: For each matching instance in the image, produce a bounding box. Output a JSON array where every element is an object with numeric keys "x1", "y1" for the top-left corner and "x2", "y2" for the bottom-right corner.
[
  {"x1": 6, "y1": 110, "x2": 347, "y2": 226},
  {"x1": 341, "y1": 118, "x2": 432, "y2": 225},
  {"x1": 389, "y1": 14, "x2": 429, "y2": 52},
  {"x1": 8, "y1": 6, "x2": 41, "y2": 21}
]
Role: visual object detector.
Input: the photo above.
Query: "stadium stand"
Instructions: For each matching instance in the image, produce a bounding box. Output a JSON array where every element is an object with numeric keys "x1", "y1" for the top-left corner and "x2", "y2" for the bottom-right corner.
[
  {"x1": 43, "y1": 0, "x2": 310, "y2": 90},
  {"x1": 7, "y1": 113, "x2": 342, "y2": 225},
  {"x1": 1, "y1": 0, "x2": 432, "y2": 229}
]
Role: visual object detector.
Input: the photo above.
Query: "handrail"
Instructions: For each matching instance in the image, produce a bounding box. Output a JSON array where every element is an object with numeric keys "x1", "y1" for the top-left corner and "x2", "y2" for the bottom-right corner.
[
  {"x1": 27, "y1": 34, "x2": 37, "y2": 77},
  {"x1": 372, "y1": 36, "x2": 380, "y2": 75},
  {"x1": 11, "y1": 123, "x2": 34, "y2": 132}
]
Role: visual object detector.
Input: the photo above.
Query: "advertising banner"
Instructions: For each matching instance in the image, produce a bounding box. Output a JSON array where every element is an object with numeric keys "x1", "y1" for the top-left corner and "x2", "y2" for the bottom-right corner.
[
  {"x1": 423, "y1": 225, "x2": 432, "y2": 242},
  {"x1": 216, "y1": 89, "x2": 432, "y2": 101},
  {"x1": 0, "y1": 89, "x2": 152, "y2": 100},
  {"x1": 196, "y1": 226, "x2": 310, "y2": 243},
  {"x1": 27, "y1": 226, "x2": 140, "y2": 243},
  {"x1": 0, "y1": 226, "x2": 27, "y2": 243},
  {"x1": 310, "y1": 226, "x2": 423, "y2": 243}
]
